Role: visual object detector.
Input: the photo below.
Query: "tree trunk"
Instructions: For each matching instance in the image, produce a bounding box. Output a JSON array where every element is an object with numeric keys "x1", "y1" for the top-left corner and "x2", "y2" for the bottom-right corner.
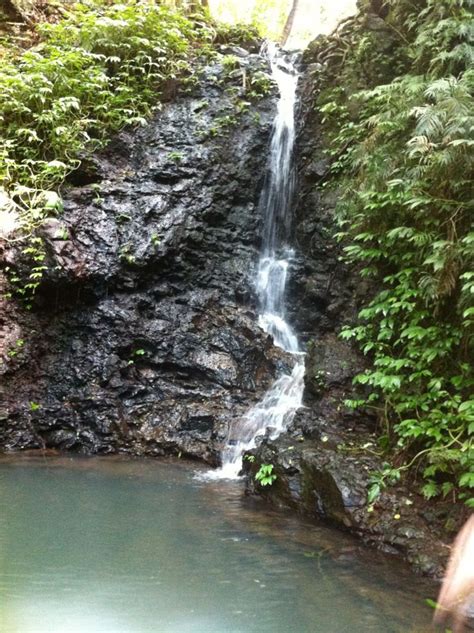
[{"x1": 280, "y1": 0, "x2": 300, "y2": 47}]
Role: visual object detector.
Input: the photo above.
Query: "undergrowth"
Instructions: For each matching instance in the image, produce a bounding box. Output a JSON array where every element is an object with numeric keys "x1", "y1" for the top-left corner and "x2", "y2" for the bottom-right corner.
[
  {"x1": 315, "y1": 0, "x2": 474, "y2": 506},
  {"x1": 0, "y1": 0, "x2": 259, "y2": 303}
]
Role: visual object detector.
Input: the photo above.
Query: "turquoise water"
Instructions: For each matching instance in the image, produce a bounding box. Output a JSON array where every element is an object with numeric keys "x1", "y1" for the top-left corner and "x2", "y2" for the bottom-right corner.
[{"x1": 0, "y1": 456, "x2": 436, "y2": 632}]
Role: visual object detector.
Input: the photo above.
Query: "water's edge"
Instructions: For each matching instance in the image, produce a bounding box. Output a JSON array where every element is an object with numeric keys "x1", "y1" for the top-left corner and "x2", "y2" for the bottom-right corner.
[{"x1": 0, "y1": 454, "x2": 437, "y2": 633}]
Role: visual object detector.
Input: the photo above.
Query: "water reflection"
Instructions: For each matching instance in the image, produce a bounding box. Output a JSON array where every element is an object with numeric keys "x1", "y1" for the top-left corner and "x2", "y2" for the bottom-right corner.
[{"x1": 0, "y1": 456, "x2": 436, "y2": 632}]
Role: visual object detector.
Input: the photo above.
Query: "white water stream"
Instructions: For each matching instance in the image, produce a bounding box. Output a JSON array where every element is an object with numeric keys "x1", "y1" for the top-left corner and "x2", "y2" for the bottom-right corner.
[{"x1": 210, "y1": 45, "x2": 304, "y2": 479}]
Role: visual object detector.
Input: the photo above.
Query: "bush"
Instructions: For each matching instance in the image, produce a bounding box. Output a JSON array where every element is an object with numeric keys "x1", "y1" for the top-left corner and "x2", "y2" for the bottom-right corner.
[
  {"x1": 317, "y1": 0, "x2": 474, "y2": 506},
  {"x1": 0, "y1": 1, "x2": 242, "y2": 300}
]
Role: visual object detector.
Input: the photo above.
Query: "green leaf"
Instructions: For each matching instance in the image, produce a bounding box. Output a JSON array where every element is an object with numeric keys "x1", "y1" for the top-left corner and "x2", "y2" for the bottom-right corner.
[
  {"x1": 367, "y1": 483, "x2": 381, "y2": 504},
  {"x1": 459, "y1": 472, "x2": 474, "y2": 488},
  {"x1": 422, "y1": 481, "x2": 440, "y2": 499}
]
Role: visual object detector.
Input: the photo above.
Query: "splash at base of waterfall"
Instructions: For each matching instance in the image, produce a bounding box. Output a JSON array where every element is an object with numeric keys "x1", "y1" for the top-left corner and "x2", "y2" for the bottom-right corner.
[{"x1": 204, "y1": 359, "x2": 305, "y2": 481}]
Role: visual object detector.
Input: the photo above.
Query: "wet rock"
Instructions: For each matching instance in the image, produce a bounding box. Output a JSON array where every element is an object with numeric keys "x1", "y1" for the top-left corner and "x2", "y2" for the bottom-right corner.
[
  {"x1": 244, "y1": 431, "x2": 454, "y2": 578},
  {"x1": 0, "y1": 52, "x2": 288, "y2": 464},
  {"x1": 222, "y1": 46, "x2": 250, "y2": 58},
  {"x1": 304, "y1": 332, "x2": 363, "y2": 401}
]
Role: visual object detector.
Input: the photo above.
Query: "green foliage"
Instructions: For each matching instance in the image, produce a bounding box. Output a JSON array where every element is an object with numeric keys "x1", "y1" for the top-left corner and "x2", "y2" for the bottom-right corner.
[
  {"x1": 247, "y1": 70, "x2": 273, "y2": 99},
  {"x1": 7, "y1": 338, "x2": 24, "y2": 358},
  {"x1": 0, "y1": 1, "x2": 229, "y2": 302},
  {"x1": 221, "y1": 53, "x2": 240, "y2": 71},
  {"x1": 318, "y1": 0, "x2": 474, "y2": 505},
  {"x1": 367, "y1": 463, "x2": 402, "y2": 505},
  {"x1": 127, "y1": 347, "x2": 146, "y2": 366},
  {"x1": 255, "y1": 463, "x2": 277, "y2": 486},
  {"x1": 213, "y1": 21, "x2": 260, "y2": 48},
  {"x1": 209, "y1": 113, "x2": 238, "y2": 137},
  {"x1": 167, "y1": 150, "x2": 185, "y2": 162},
  {"x1": 1, "y1": 2, "x2": 201, "y2": 184}
]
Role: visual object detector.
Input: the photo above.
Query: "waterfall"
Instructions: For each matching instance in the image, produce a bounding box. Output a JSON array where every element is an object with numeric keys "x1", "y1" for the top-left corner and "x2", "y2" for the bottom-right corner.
[{"x1": 210, "y1": 44, "x2": 304, "y2": 479}]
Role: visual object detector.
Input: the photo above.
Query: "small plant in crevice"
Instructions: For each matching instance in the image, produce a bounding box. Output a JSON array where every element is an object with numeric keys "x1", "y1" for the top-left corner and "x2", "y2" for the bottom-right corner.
[
  {"x1": 118, "y1": 243, "x2": 135, "y2": 265},
  {"x1": 311, "y1": 370, "x2": 327, "y2": 396},
  {"x1": 208, "y1": 113, "x2": 239, "y2": 137},
  {"x1": 367, "y1": 462, "x2": 402, "y2": 507},
  {"x1": 167, "y1": 150, "x2": 185, "y2": 163},
  {"x1": 221, "y1": 54, "x2": 240, "y2": 72},
  {"x1": 255, "y1": 463, "x2": 277, "y2": 486},
  {"x1": 127, "y1": 348, "x2": 146, "y2": 366},
  {"x1": 236, "y1": 99, "x2": 251, "y2": 115},
  {"x1": 90, "y1": 183, "x2": 103, "y2": 204},
  {"x1": 116, "y1": 212, "x2": 132, "y2": 225},
  {"x1": 7, "y1": 338, "x2": 25, "y2": 358},
  {"x1": 247, "y1": 71, "x2": 273, "y2": 99}
]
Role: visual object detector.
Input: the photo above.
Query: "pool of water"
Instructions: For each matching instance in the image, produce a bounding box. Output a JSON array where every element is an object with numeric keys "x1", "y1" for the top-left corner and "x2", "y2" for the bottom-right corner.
[{"x1": 0, "y1": 455, "x2": 436, "y2": 632}]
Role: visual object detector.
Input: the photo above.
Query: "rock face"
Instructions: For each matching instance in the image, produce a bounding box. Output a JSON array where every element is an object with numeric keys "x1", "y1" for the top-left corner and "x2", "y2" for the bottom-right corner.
[
  {"x1": 243, "y1": 424, "x2": 452, "y2": 578},
  {"x1": 0, "y1": 52, "x2": 291, "y2": 463},
  {"x1": 284, "y1": 69, "x2": 370, "y2": 345}
]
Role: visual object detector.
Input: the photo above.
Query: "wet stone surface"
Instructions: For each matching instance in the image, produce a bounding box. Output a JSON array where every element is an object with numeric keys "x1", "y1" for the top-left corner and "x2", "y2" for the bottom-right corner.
[{"x1": 0, "y1": 51, "x2": 292, "y2": 463}]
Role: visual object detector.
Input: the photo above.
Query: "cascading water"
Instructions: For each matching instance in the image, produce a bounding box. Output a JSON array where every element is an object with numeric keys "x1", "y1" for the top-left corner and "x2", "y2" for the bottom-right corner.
[{"x1": 212, "y1": 45, "x2": 304, "y2": 479}]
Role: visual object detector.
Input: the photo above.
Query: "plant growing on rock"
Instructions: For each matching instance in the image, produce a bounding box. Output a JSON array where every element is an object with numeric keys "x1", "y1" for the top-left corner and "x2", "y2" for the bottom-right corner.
[
  {"x1": 0, "y1": 1, "x2": 262, "y2": 303},
  {"x1": 221, "y1": 53, "x2": 240, "y2": 71},
  {"x1": 247, "y1": 70, "x2": 273, "y2": 99},
  {"x1": 167, "y1": 151, "x2": 185, "y2": 163},
  {"x1": 255, "y1": 463, "x2": 277, "y2": 486}
]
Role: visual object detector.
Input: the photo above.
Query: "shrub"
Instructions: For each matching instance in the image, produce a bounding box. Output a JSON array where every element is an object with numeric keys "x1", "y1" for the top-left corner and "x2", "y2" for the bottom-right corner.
[{"x1": 317, "y1": 0, "x2": 474, "y2": 506}]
